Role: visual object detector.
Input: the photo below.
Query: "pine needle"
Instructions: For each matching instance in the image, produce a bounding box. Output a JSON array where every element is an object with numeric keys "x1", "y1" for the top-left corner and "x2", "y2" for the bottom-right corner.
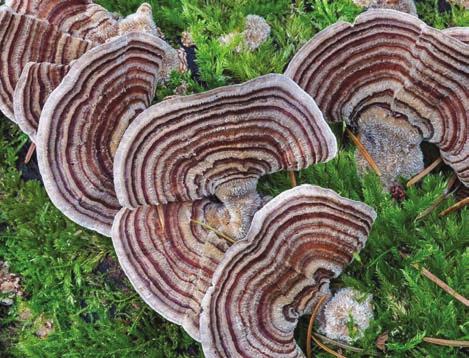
[
  {"x1": 306, "y1": 295, "x2": 329, "y2": 358},
  {"x1": 400, "y1": 252, "x2": 469, "y2": 307},
  {"x1": 423, "y1": 337, "x2": 469, "y2": 347},
  {"x1": 156, "y1": 205, "x2": 165, "y2": 231},
  {"x1": 25, "y1": 142, "x2": 36, "y2": 164},
  {"x1": 406, "y1": 158, "x2": 442, "y2": 188},
  {"x1": 414, "y1": 174, "x2": 459, "y2": 222},
  {"x1": 311, "y1": 334, "x2": 347, "y2": 358},
  {"x1": 346, "y1": 128, "x2": 381, "y2": 177},
  {"x1": 289, "y1": 171, "x2": 297, "y2": 187},
  {"x1": 314, "y1": 333, "x2": 367, "y2": 354},
  {"x1": 191, "y1": 219, "x2": 235, "y2": 244},
  {"x1": 439, "y1": 197, "x2": 469, "y2": 217}
]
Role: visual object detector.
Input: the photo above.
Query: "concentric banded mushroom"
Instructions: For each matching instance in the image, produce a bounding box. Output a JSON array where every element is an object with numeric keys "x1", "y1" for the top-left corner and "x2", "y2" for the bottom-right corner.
[
  {"x1": 114, "y1": 74, "x2": 338, "y2": 238},
  {"x1": 112, "y1": 199, "x2": 232, "y2": 340},
  {"x1": 0, "y1": 6, "x2": 92, "y2": 121},
  {"x1": 285, "y1": 10, "x2": 469, "y2": 187},
  {"x1": 36, "y1": 32, "x2": 180, "y2": 236},
  {"x1": 13, "y1": 62, "x2": 69, "y2": 142},
  {"x1": 200, "y1": 184, "x2": 376, "y2": 357},
  {"x1": 5, "y1": 0, "x2": 119, "y2": 43},
  {"x1": 112, "y1": 73, "x2": 338, "y2": 340}
]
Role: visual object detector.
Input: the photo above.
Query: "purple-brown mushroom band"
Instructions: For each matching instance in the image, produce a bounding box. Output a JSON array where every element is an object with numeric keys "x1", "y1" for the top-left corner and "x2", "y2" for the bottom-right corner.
[
  {"x1": 200, "y1": 184, "x2": 376, "y2": 358},
  {"x1": 285, "y1": 9, "x2": 468, "y2": 187}
]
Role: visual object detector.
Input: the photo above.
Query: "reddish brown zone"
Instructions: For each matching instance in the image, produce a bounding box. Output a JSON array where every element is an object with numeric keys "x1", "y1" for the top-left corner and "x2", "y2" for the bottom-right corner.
[{"x1": 123, "y1": 88, "x2": 330, "y2": 207}]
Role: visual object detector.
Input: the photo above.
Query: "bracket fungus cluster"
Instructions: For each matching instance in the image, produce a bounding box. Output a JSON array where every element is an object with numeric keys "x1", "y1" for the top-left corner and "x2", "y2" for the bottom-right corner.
[
  {"x1": 2, "y1": 1, "x2": 169, "y2": 144},
  {"x1": 112, "y1": 74, "x2": 338, "y2": 340},
  {"x1": 36, "y1": 31, "x2": 179, "y2": 236},
  {"x1": 200, "y1": 185, "x2": 376, "y2": 357},
  {"x1": 285, "y1": 9, "x2": 469, "y2": 189}
]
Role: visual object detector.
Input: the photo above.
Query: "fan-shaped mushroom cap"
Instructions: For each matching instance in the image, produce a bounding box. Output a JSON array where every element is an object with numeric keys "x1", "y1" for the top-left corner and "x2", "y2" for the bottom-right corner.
[
  {"x1": 13, "y1": 62, "x2": 69, "y2": 142},
  {"x1": 36, "y1": 32, "x2": 180, "y2": 237},
  {"x1": 112, "y1": 199, "x2": 232, "y2": 340},
  {"x1": 200, "y1": 184, "x2": 376, "y2": 358},
  {"x1": 0, "y1": 6, "x2": 92, "y2": 121},
  {"x1": 114, "y1": 73, "x2": 338, "y2": 211},
  {"x1": 5, "y1": 0, "x2": 119, "y2": 43},
  {"x1": 443, "y1": 27, "x2": 469, "y2": 44},
  {"x1": 285, "y1": 10, "x2": 469, "y2": 186}
]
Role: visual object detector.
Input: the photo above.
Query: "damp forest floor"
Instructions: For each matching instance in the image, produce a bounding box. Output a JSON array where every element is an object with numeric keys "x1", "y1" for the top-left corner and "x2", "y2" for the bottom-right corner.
[{"x1": 0, "y1": 0, "x2": 468, "y2": 357}]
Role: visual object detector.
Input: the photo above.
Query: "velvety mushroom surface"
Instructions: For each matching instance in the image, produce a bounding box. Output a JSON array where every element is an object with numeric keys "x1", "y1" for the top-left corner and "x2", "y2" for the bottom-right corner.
[
  {"x1": 200, "y1": 184, "x2": 376, "y2": 358},
  {"x1": 0, "y1": 6, "x2": 92, "y2": 121},
  {"x1": 37, "y1": 32, "x2": 180, "y2": 237},
  {"x1": 5, "y1": 0, "x2": 119, "y2": 43},
  {"x1": 112, "y1": 73, "x2": 338, "y2": 340},
  {"x1": 285, "y1": 9, "x2": 469, "y2": 188},
  {"x1": 13, "y1": 62, "x2": 69, "y2": 142}
]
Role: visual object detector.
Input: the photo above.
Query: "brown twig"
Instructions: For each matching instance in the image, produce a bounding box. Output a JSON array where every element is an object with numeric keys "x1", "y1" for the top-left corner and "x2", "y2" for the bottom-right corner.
[
  {"x1": 346, "y1": 128, "x2": 381, "y2": 176},
  {"x1": 439, "y1": 197, "x2": 469, "y2": 217},
  {"x1": 423, "y1": 337, "x2": 469, "y2": 347},
  {"x1": 406, "y1": 157, "x2": 442, "y2": 188},
  {"x1": 400, "y1": 251, "x2": 469, "y2": 307},
  {"x1": 289, "y1": 171, "x2": 297, "y2": 187},
  {"x1": 306, "y1": 295, "x2": 329, "y2": 358},
  {"x1": 191, "y1": 219, "x2": 235, "y2": 245},
  {"x1": 24, "y1": 143, "x2": 36, "y2": 164}
]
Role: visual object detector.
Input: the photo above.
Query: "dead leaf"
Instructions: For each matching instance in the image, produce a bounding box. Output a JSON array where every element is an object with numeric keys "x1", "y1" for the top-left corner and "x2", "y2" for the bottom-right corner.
[{"x1": 376, "y1": 331, "x2": 389, "y2": 351}]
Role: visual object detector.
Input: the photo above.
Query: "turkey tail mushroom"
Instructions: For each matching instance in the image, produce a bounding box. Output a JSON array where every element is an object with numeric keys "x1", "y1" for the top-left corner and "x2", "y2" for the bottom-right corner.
[
  {"x1": 200, "y1": 184, "x2": 376, "y2": 358},
  {"x1": 285, "y1": 9, "x2": 469, "y2": 188},
  {"x1": 111, "y1": 74, "x2": 338, "y2": 340},
  {"x1": 443, "y1": 27, "x2": 469, "y2": 44},
  {"x1": 0, "y1": 6, "x2": 92, "y2": 121},
  {"x1": 5, "y1": 0, "x2": 119, "y2": 43},
  {"x1": 112, "y1": 199, "x2": 232, "y2": 341},
  {"x1": 36, "y1": 32, "x2": 180, "y2": 237},
  {"x1": 13, "y1": 62, "x2": 69, "y2": 142}
]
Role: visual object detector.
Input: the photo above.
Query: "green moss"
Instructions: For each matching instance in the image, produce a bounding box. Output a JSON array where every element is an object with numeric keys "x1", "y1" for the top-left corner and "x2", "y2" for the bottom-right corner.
[{"x1": 1, "y1": 0, "x2": 468, "y2": 357}]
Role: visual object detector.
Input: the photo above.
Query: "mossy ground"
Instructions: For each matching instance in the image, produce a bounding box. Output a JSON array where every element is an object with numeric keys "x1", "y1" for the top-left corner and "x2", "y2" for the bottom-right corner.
[{"x1": 0, "y1": 0, "x2": 468, "y2": 357}]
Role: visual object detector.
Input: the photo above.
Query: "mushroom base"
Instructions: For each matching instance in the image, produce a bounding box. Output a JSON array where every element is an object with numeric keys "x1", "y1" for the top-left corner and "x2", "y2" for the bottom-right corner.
[{"x1": 355, "y1": 106, "x2": 424, "y2": 189}]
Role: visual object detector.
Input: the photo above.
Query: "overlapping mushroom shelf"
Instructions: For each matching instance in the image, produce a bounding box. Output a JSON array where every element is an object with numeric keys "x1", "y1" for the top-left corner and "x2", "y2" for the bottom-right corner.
[
  {"x1": 285, "y1": 9, "x2": 468, "y2": 187},
  {"x1": 0, "y1": 5, "x2": 92, "y2": 121},
  {"x1": 112, "y1": 73, "x2": 338, "y2": 340},
  {"x1": 6, "y1": 0, "x2": 119, "y2": 43},
  {"x1": 200, "y1": 185, "x2": 376, "y2": 357},
  {"x1": 36, "y1": 31, "x2": 179, "y2": 237}
]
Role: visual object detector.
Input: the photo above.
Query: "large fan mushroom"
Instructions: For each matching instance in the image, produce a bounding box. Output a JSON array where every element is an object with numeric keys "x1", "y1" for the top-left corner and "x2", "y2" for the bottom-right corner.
[
  {"x1": 285, "y1": 10, "x2": 469, "y2": 188},
  {"x1": 200, "y1": 184, "x2": 376, "y2": 357},
  {"x1": 36, "y1": 31, "x2": 180, "y2": 237},
  {"x1": 0, "y1": 6, "x2": 92, "y2": 121},
  {"x1": 443, "y1": 27, "x2": 469, "y2": 44},
  {"x1": 112, "y1": 73, "x2": 338, "y2": 340}
]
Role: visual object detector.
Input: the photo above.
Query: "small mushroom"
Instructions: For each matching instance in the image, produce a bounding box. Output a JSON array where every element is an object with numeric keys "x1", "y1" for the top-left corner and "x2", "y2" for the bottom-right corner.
[
  {"x1": 36, "y1": 32, "x2": 180, "y2": 236},
  {"x1": 200, "y1": 184, "x2": 376, "y2": 357},
  {"x1": 112, "y1": 74, "x2": 338, "y2": 340},
  {"x1": 0, "y1": 6, "x2": 92, "y2": 121},
  {"x1": 5, "y1": 0, "x2": 119, "y2": 43},
  {"x1": 14, "y1": 62, "x2": 69, "y2": 142},
  {"x1": 285, "y1": 10, "x2": 469, "y2": 188}
]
